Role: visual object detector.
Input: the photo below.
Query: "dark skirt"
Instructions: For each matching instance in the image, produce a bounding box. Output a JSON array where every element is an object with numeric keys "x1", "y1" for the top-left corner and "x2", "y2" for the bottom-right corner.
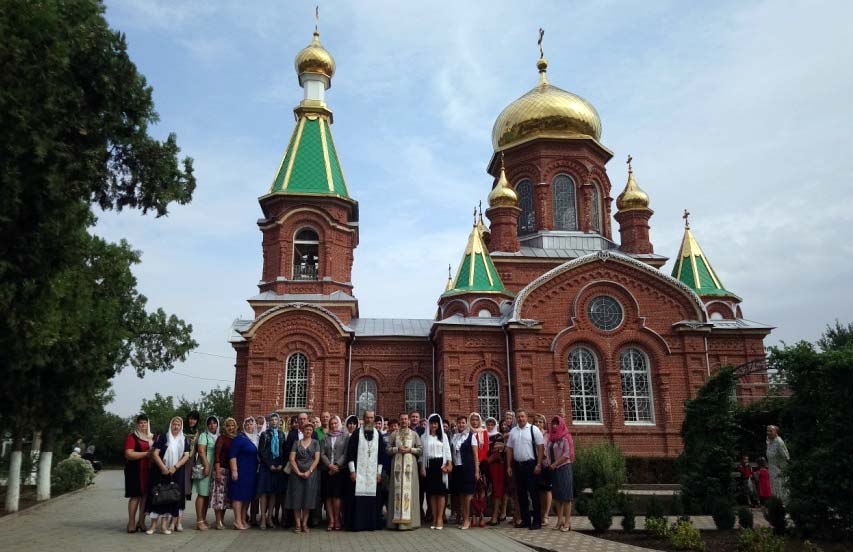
[
  {"x1": 425, "y1": 458, "x2": 448, "y2": 496},
  {"x1": 147, "y1": 469, "x2": 186, "y2": 517},
  {"x1": 256, "y1": 459, "x2": 287, "y2": 494},
  {"x1": 551, "y1": 463, "x2": 574, "y2": 502},
  {"x1": 124, "y1": 460, "x2": 143, "y2": 498},
  {"x1": 451, "y1": 462, "x2": 475, "y2": 496},
  {"x1": 322, "y1": 469, "x2": 344, "y2": 499}
]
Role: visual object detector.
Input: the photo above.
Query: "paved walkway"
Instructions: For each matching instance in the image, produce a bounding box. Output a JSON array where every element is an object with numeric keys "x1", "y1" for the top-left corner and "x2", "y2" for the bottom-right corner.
[{"x1": 0, "y1": 471, "x2": 662, "y2": 552}]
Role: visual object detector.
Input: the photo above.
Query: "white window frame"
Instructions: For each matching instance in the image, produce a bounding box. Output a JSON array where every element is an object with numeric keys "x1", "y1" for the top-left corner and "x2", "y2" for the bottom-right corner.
[
  {"x1": 355, "y1": 378, "x2": 377, "y2": 418},
  {"x1": 284, "y1": 352, "x2": 309, "y2": 409},
  {"x1": 404, "y1": 378, "x2": 427, "y2": 416},
  {"x1": 619, "y1": 347, "x2": 655, "y2": 425},
  {"x1": 477, "y1": 372, "x2": 501, "y2": 421},
  {"x1": 568, "y1": 347, "x2": 603, "y2": 424}
]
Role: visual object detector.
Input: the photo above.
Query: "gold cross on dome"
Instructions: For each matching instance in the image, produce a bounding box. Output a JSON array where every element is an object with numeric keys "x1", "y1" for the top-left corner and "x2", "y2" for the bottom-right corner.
[
  {"x1": 683, "y1": 209, "x2": 691, "y2": 228},
  {"x1": 538, "y1": 28, "x2": 545, "y2": 58}
]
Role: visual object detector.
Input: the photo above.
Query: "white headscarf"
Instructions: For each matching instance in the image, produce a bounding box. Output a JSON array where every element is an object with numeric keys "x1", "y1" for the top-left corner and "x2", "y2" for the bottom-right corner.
[
  {"x1": 245, "y1": 416, "x2": 260, "y2": 446},
  {"x1": 421, "y1": 414, "x2": 450, "y2": 487},
  {"x1": 205, "y1": 415, "x2": 220, "y2": 443},
  {"x1": 164, "y1": 416, "x2": 185, "y2": 469},
  {"x1": 485, "y1": 417, "x2": 500, "y2": 437}
]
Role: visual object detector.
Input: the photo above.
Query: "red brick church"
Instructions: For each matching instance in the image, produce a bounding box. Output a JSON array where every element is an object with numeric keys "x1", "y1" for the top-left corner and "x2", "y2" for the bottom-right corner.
[{"x1": 230, "y1": 27, "x2": 772, "y2": 457}]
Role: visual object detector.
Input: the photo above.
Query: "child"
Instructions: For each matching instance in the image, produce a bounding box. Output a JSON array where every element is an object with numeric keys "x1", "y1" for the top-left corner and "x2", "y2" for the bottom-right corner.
[
  {"x1": 471, "y1": 476, "x2": 487, "y2": 528},
  {"x1": 737, "y1": 455, "x2": 757, "y2": 507},
  {"x1": 756, "y1": 457, "x2": 772, "y2": 505}
]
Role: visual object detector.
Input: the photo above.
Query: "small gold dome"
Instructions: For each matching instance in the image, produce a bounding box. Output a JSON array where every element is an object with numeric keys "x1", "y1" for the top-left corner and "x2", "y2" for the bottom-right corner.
[
  {"x1": 616, "y1": 159, "x2": 650, "y2": 211},
  {"x1": 492, "y1": 58, "x2": 601, "y2": 150},
  {"x1": 487, "y1": 160, "x2": 519, "y2": 208},
  {"x1": 294, "y1": 31, "x2": 335, "y2": 80}
]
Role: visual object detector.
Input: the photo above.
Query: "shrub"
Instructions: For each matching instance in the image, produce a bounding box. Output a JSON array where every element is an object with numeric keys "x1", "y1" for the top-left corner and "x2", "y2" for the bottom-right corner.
[
  {"x1": 620, "y1": 496, "x2": 636, "y2": 532},
  {"x1": 737, "y1": 506, "x2": 754, "y2": 529},
  {"x1": 52, "y1": 457, "x2": 95, "y2": 493},
  {"x1": 646, "y1": 495, "x2": 665, "y2": 519},
  {"x1": 763, "y1": 497, "x2": 787, "y2": 536},
  {"x1": 712, "y1": 498, "x2": 736, "y2": 530},
  {"x1": 670, "y1": 520, "x2": 706, "y2": 551},
  {"x1": 737, "y1": 528, "x2": 784, "y2": 552},
  {"x1": 645, "y1": 516, "x2": 671, "y2": 539},
  {"x1": 587, "y1": 487, "x2": 616, "y2": 532},
  {"x1": 573, "y1": 442, "x2": 627, "y2": 492}
]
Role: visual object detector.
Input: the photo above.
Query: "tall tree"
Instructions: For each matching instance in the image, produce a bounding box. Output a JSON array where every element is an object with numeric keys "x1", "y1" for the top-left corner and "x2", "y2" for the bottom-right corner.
[{"x1": 0, "y1": 0, "x2": 196, "y2": 510}]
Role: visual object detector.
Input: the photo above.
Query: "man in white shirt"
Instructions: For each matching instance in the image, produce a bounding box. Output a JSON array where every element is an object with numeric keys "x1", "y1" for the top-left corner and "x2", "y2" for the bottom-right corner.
[{"x1": 505, "y1": 408, "x2": 544, "y2": 529}]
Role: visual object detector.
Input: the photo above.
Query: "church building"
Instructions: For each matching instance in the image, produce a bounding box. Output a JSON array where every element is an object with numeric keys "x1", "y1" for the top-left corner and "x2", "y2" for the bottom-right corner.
[{"x1": 230, "y1": 26, "x2": 772, "y2": 457}]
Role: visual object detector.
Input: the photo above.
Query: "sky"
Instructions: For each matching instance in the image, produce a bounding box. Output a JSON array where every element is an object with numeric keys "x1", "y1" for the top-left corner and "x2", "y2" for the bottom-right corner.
[{"x1": 98, "y1": 0, "x2": 853, "y2": 416}]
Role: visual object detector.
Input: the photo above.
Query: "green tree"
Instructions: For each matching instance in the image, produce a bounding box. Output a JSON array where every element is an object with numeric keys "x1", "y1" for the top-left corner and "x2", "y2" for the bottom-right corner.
[
  {"x1": 139, "y1": 394, "x2": 179, "y2": 438},
  {"x1": 677, "y1": 367, "x2": 738, "y2": 513},
  {"x1": 0, "y1": 0, "x2": 196, "y2": 510},
  {"x1": 139, "y1": 386, "x2": 233, "y2": 435},
  {"x1": 196, "y1": 386, "x2": 234, "y2": 421}
]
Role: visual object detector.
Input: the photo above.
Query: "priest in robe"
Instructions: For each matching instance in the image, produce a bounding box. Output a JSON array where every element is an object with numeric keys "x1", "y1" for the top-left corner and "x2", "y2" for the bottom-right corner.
[
  {"x1": 386, "y1": 412, "x2": 422, "y2": 530},
  {"x1": 346, "y1": 410, "x2": 387, "y2": 531}
]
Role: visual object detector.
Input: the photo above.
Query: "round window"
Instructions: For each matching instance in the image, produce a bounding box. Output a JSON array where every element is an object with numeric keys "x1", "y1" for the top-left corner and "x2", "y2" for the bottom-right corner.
[{"x1": 587, "y1": 296, "x2": 623, "y2": 331}]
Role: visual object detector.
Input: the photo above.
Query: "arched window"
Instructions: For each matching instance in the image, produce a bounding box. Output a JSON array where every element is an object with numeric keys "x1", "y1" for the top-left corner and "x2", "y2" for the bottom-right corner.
[
  {"x1": 591, "y1": 181, "x2": 602, "y2": 233},
  {"x1": 405, "y1": 378, "x2": 427, "y2": 416},
  {"x1": 552, "y1": 174, "x2": 577, "y2": 230},
  {"x1": 293, "y1": 228, "x2": 319, "y2": 280},
  {"x1": 568, "y1": 347, "x2": 602, "y2": 423},
  {"x1": 516, "y1": 179, "x2": 536, "y2": 235},
  {"x1": 477, "y1": 372, "x2": 501, "y2": 420},
  {"x1": 477, "y1": 309, "x2": 492, "y2": 318},
  {"x1": 620, "y1": 348, "x2": 654, "y2": 424},
  {"x1": 355, "y1": 378, "x2": 377, "y2": 418},
  {"x1": 284, "y1": 353, "x2": 309, "y2": 409}
]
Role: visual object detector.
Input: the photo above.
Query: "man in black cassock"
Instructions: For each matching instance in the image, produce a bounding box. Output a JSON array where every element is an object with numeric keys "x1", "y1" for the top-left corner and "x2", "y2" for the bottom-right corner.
[{"x1": 345, "y1": 410, "x2": 386, "y2": 531}]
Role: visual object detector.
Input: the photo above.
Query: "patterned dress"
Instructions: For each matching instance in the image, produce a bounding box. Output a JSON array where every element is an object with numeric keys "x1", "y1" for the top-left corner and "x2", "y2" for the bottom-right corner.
[
  {"x1": 284, "y1": 440, "x2": 320, "y2": 509},
  {"x1": 210, "y1": 434, "x2": 232, "y2": 510}
]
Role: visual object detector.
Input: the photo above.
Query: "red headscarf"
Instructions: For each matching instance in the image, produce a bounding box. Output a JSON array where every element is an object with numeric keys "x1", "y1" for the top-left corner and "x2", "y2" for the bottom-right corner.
[{"x1": 548, "y1": 415, "x2": 570, "y2": 442}]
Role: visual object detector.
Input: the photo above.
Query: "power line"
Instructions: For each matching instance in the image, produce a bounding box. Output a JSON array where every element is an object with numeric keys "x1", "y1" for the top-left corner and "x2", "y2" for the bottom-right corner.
[
  {"x1": 190, "y1": 351, "x2": 234, "y2": 360},
  {"x1": 171, "y1": 371, "x2": 231, "y2": 383}
]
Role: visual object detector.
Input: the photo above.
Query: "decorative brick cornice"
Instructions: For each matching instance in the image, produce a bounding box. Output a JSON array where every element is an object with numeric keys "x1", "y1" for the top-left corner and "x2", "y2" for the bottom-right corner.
[{"x1": 240, "y1": 302, "x2": 353, "y2": 339}]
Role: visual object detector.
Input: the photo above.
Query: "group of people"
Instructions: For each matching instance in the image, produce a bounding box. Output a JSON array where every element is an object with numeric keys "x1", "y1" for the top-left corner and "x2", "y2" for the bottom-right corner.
[
  {"x1": 123, "y1": 407, "x2": 576, "y2": 535},
  {"x1": 736, "y1": 424, "x2": 791, "y2": 507}
]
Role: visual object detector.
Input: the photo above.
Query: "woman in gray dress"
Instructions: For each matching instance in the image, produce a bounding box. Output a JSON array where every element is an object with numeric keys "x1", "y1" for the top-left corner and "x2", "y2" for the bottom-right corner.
[
  {"x1": 285, "y1": 420, "x2": 321, "y2": 533},
  {"x1": 766, "y1": 425, "x2": 790, "y2": 501}
]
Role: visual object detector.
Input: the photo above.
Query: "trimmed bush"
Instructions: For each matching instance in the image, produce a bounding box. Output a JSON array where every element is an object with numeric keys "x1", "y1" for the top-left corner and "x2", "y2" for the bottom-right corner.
[
  {"x1": 620, "y1": 495, "x2": 636, "y2": 532},
  {"x1": 645, "y1": 516, "x2": 670, "y2": 539},
  {"x1": 738, "y1": 528, "x2": 784, "y2": 552},
  {"x1": 573, "y1": 442, "x2": 627, "y2": 492},
  {"x1": 737, "y1": 506, "x2": 754, "y2": 529},
  {"x1": 587, "y1": 487, "x2": 616, "y2": 532},
  {"x1": 712, "y1": 498, "x2": 736, "y2": 530},
  {"x1": 52, "y1": 457, "x2": 95, "y2": 493},
  {"x1": 763, "y1": 497, "x2": 787, "y2": 536},
  {"x1": 670, "y1": 520, "x2": 706, "y2": 551}
]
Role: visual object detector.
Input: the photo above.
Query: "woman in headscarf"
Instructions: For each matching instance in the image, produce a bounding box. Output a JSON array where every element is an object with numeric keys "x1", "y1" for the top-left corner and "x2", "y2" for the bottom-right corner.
[
  {"x1": 765, "y1": 425, "x2": 790, "y2": 500},
  {"x1": 321, "y1": 416, "x2": 347, "y2": 530},
  {"x1": 450, "y1": 414, "x2": 480, "y2": 529},
  {"x1": 145, "y1": 416, "x2": 191, "y2": 535},
  {"x1": 228, "y1": 417, "x2": 259, "y2": 530},
  {"x1": 420, "y1": 414, "x2": 452, "y2": 529},
  {"x1": 124, "y1": 414, "x2": 153, "y2": 533},
  {"x1": 285, "y1": 419, "x2": 321, "y2": 533},
  {"x1": 192, "y1": 415, "x2": 219, "y2": 530},
  {"x1": 484, "y1": 417, "x2": 507, "y2": 526},
  {"x1": 211, "y1": 417, "x2": 237, "y2": 529},
  {"x1": 533, "y1": 413, "x2": 553, "y2": 526},
  {"x1": 256, "y1": 412, "x2": 286, "y2": 529},
  {"x1": 177, "y1": 410, "x2": 201, "y2": 532},
  {"x1": 341, "y1": 415, "x2": 359, "y2": 528},
  {"x1": 545, "y1": 416, "x2": 575, "y2": 532},
  {"x1": 248, "y1": 415, "x2": 265, "y2": 526}
]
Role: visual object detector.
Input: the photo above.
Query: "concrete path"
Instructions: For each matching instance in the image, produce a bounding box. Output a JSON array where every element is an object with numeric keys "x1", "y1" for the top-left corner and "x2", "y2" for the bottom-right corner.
[{"x1": 0, "y1": 470, "x2": 661, "y2": 552}]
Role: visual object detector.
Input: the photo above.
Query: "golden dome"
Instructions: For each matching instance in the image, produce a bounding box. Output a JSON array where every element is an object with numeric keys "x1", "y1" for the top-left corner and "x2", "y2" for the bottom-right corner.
[
  {"x1": 616, "y1": 157, "x2": 650, "y2": 211},
  {"x1": 294, "y1": 31, "x2": 335, "y2": 80},
  {"x1": 487, "y1": 156, "x2": 518, "y2": 207},
  {"x1": 492, "y1": 58, "x2": 601, "y2": 150}
]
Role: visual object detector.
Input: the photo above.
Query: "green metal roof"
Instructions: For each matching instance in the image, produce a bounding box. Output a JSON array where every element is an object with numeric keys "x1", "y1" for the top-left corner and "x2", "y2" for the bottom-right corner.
[
  {"x1": 443, "y1": 223, "x2": 512, "y2": 298},
  {"x1": 269, "y1": 115, "x2": 348, "y2": 197},
  {"x1": 671, "y1": 224, "x2": 740, "y2": 299}
]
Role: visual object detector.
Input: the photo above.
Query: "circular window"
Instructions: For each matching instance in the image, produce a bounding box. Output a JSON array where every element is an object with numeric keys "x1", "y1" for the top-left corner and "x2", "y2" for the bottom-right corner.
[{"x1": 587, "y1": 296, "x2": 623, "y2": 331}]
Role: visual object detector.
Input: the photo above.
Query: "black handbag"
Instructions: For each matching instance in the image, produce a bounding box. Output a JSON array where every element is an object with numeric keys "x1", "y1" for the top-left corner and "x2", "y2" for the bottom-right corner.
[{"x1": 150, "y1": 481, "x2": 182, "y2": 506}]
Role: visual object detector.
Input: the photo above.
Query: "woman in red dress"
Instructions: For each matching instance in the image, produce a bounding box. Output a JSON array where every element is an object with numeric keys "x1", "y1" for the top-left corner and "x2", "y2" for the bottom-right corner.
[
  {"x1": 124, "y1": 414, "x2": 153, "y2": 533},
  {"x1": 484, "y1": 417, "x2": 507, "y2": 525}
]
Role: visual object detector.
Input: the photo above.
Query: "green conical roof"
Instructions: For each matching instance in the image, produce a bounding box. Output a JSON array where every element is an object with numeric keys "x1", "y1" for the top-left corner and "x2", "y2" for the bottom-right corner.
[
  {"x1": 671, "y1": 222, "x2": 740, "y2": 299},
  {"x1": 442, "y1": 222, "x2": 512, "y2": 298},
  {"x1": 269, "y1": 114, "x2": 348, "y2": 197}
]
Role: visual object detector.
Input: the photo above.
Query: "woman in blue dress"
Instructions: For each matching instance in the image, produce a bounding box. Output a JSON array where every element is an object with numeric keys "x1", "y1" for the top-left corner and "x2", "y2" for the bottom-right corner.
[{"x1": 228, "y1": 417, "x2": 258, "y2": 530}]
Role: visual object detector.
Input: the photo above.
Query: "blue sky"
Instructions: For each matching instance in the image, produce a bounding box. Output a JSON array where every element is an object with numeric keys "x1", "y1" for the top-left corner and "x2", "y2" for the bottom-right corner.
[{"x1": 98, "y1": 0, "x2": 853, "y2": 416}]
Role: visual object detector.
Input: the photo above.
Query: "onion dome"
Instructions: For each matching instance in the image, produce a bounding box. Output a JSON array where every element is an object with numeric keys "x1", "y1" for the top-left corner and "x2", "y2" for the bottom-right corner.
[
  {"x1": 487, "y1": 154, "x2": 519, "y2": 207},
  {"x1": 616, "y1": 155, "x2": 650, "y2": 211},
  {"x1": 492, "y1": 56, "x2": 601, "y2": 151},
  {"x1": 295, "y1": 30, "x2": 335, "y2": 84}
]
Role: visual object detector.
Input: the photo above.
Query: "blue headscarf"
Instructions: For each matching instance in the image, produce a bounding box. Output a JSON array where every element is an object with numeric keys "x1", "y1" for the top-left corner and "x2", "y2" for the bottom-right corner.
[{"x1": 269, "y1": 412, "x2": 281, "y2": 458}]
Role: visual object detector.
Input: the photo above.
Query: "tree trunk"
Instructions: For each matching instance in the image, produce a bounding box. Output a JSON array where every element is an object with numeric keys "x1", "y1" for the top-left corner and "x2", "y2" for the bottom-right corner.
[
  {"x1": 4, "y1": 431, "x2": 23, "y2": 513},
  {"x1": 37, "y1": 428, "x2": 56, "y2": 501}
]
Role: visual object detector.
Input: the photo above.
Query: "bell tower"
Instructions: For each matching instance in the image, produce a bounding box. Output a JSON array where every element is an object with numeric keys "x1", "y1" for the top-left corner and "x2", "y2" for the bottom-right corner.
[{"x1": 253, "y1": 22, "x2": 359, "y2": 323}]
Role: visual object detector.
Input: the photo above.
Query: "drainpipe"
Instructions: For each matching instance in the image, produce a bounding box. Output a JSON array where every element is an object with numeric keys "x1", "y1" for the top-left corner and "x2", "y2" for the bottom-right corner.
[
  {"x1": 704, "y1": 335, "x2": 711, "y2": 377},
  {"x1": 346, "y1": 336, "x2": 355, "y2": 416},
  {"x1": 503, "y1": 325, "x2": 513, "y2": 411},
  {"x1": 430, "y1": 335, "x2": 437, "y2": 414}
]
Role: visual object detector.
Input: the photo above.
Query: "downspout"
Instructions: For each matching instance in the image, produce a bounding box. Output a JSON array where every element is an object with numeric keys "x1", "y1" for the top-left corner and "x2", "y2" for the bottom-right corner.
[
  {"x1": 504, "y1": 325, "x2": 513, "y2": 411},
  {"x1": 704, "y1": 335, "x2": 711, "y2": 377},
  {"x1": 430, "y1": 335, "x2": 437, "y2": 414},
  {"x1": 346, "y1": 335, "x2": 355, "y2": 416}
]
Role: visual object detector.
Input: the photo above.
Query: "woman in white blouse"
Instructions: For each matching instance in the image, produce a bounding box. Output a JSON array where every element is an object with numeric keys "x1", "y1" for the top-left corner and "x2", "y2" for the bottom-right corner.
[{"x1": 419, "y1": 414, "x2": 452, "y2": 530}]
